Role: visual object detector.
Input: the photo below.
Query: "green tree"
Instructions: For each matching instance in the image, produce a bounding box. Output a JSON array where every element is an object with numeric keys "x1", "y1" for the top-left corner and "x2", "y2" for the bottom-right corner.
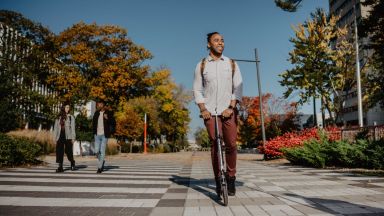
[
  {"x1": 75, "y1": 109, "x2": 93, "y2": 142},
  {"x1": 49, "y1": 22, "x2": 153, "y2": 108},
  {"x1": 194, "y1": 127, "x2": 210, "y2": 148},
  {"x1": 275, "y1": 0, "x2": 303, "y2": 12},
  {"x1": 359, "y1": 0, "x2": 384, "y2": 107},
  {"x1": 150, "y1": 69, "x2": 191, "y2": 146},
  {"x1": 280, "y1": 9, "x2": 357, "y2": 123},
  {"x1": 0, "y1": 10, "x2": 56, "y2": 131}
]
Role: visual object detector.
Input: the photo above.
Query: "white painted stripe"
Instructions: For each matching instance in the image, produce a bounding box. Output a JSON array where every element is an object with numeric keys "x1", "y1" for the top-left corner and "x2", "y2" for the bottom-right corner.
[
  {"x1": 0, "y1": 185, "x2": 167, "y2": 193},
  {"x1": 3, "y1": 169, "x2": 179, "y2": 175},
  {"x1": 0, "y1": 177, "x2": 171, "y2": 184},
  {"x1": 0, "y1": 172, "x2": 170, "y2": 179},
  {"x1": 271, "y1": 180, "x2": 341, "y2": 186},
  {"x1": 7, "y1": 167, "x2": 181, "y2": 171},
  {"x1": 0, "y1": 197, "x2": 159, "y2": 207}
]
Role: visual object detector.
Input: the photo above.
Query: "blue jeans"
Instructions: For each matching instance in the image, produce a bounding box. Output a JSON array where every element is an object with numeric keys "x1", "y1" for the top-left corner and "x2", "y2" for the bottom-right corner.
[{"x1": 94, "y1": 135, "x2": 107, "y2": 169}]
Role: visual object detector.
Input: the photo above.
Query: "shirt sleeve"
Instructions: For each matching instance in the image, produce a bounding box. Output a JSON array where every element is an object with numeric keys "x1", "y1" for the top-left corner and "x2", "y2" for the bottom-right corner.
[
  {"x1": 231, "y1": 61, "x2": 243, "y2": 102},
  {"x1": 71, "y1": 115, "x2": 76, "y2": 140},
  {"x1": 193, "y1": 61, "x2": 205, "y2": 104}
]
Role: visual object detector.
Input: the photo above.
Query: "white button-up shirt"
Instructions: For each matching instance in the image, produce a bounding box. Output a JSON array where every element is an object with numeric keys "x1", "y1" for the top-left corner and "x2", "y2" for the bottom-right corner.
[{"x1": 193, "y1": 55, "x2": 243, "y2": 114}]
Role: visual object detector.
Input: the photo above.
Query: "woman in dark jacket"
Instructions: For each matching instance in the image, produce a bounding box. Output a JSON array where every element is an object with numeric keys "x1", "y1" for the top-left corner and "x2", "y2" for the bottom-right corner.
[{"x1": 53, "y1": 103, "x2": 76, "y2": 172}]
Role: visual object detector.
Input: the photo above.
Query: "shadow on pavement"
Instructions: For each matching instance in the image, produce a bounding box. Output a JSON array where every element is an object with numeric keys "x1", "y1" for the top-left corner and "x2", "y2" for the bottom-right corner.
[
  {"x1": 169, "y1": 174, "x2": 244, "y2": 206},
  {"x1": 102, "y1": 165, "x2": 120, "y2": 171},
  {"x1": 281, "y1": 192, "x2": 384, "y2": 215},
  {"x1": 62, "y1": 164, "x2": 88, "y2": 171}
]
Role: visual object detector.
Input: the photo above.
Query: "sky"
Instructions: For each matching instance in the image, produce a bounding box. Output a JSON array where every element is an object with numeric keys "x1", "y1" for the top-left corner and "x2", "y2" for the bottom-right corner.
[{"x1": 1, "y1": 0, "x2": 330, "y2": 140}]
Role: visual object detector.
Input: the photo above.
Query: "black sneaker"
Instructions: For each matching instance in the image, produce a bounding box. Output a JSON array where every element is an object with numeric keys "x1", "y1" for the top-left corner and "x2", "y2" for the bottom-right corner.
[
  {"x1": 215, "y1": 177, "x2": 221, "y2": 197},
  {"x1": 96, "y1": 168, "x2": 102, "y2": 174},
  {"x1": 70, "y1": 161, "x2": 77, "y2": 171},
  {"x1": 56, "y1": 166, "x2": 64, "y2": 173},
  {"x1": 227, "y1": 175, "x2": 236, "y2": 196},
  {"x1": 101, "y1": 160, "x2": 105, "y2": 171}
]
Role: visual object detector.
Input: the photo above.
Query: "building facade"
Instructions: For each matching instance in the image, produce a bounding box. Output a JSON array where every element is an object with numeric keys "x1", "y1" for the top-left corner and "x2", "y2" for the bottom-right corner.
[
  {"x1": 329, "y1": 0, "x2": 384, "y2": 126},
  {"x1": 0, "y1": 23, "x2": 59, "y2": 130}
]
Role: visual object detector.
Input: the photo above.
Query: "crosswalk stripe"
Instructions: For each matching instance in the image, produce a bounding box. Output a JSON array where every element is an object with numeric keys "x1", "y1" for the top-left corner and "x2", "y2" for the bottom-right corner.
[
  {"x1": 0, "y1": 172, "x2": 171, "y2": 179},
  {"x1": 0, "y1": 177, "x2": 171, "y2": 184},
  {"x1": 2, "y1": 169, "x2": 179, "y2": 175},
  {"x1": 0, "y1": 197, "x2": 159, "y2": 207},
  {"x1": 0, "y1": 185, "x2": 168, "y2": 194}
]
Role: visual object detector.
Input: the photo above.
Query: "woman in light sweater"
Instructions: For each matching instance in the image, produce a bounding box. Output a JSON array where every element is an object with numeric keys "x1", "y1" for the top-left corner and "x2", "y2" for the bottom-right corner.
[{"x1": 53, "y1": 103, "x2": 76, "y2": 172}]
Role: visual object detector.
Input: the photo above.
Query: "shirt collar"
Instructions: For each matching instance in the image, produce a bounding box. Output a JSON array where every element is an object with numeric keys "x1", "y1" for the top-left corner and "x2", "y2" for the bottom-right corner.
[{"x1": 207, "y1": 54, "x2": 226, "y2": 62}]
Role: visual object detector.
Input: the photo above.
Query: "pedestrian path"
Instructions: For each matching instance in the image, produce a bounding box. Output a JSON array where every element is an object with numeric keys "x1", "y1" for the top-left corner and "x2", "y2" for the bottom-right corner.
[
  {"x1": 0, "y1": 152, "x2": 383, "y2": 215},
  {"x1": 0, "y1": 156, "x2": 191, "y2": 216}
]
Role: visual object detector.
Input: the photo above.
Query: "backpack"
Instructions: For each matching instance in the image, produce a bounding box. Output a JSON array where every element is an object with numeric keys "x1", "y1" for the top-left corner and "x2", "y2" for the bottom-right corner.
[{"x1": 199, "y1": 58, "x2": 248, "y2": 121}]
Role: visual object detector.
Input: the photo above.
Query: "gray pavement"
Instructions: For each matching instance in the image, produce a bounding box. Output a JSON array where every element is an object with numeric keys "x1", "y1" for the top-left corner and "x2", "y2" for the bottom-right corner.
[{"x1": 0, "y1": 151, "x2": 383, "y2": 215}]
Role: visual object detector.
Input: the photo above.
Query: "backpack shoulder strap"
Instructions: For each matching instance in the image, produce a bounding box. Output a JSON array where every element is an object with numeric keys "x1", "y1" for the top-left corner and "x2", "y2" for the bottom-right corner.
[
  {"x1": 200, "y1": 58, "x2": 206, "y2": 87},
  {"x1": 230, "y1": 58, "x2": 236, "y2": 78},
  {"x1": 230, "y1": 58, "x2": 236, "y2": 93},
  {"x1": 200, "y1": 58, "x2": 206, "y2": 76}
]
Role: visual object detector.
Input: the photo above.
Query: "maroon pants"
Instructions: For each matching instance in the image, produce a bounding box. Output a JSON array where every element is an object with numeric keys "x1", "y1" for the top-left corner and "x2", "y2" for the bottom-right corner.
[{"x1": 204, "y1": 113, "x2": 237, "y2": 177}]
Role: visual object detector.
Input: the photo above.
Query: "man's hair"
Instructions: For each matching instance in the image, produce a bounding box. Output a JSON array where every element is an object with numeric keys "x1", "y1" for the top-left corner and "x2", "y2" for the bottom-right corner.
[
  {"x1": 96, "y1": 99, "x2": 105, "y2": 105},
  {"x1": 207, "y1": 32, "x2": 220, "y2": 43},
  {"x1": 206, "y1": 32, "x2": 220, "y2": 50}
]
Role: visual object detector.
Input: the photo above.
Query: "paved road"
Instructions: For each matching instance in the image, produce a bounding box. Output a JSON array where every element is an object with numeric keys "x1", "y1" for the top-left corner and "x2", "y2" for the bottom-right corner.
[{"x1": 0, "y1": 152, "x2": 383, "y2": 215}]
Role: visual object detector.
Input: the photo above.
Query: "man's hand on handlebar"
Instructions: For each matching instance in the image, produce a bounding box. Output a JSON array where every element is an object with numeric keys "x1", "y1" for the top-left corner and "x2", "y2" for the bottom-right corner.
[
  {"x1": 201, "y1": 110, "x2": 211, "y2": 120},
  {"x1": 222, "y1": 108, "x2": 234, "y2": 118}
]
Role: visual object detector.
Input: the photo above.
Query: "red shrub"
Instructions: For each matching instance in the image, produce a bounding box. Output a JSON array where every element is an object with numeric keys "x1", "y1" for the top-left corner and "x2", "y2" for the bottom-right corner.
[{"x1": 258, "y1": 127, "x2": 341, "y2": 158}]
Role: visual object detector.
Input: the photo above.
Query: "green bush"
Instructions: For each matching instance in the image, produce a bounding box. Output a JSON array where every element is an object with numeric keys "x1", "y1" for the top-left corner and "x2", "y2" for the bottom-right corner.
[
  {"x1": 120, "y1": 142, "x2": 142, "y2": 153},
  {"x1": 363, "y1": 139, "x2": 384, "y2": 169},
  {"x1": 0, "y1": 133, "x2": 42, "y2": 167},
  {"x1": 7, "y1": 129, "x2": 55, "y2": 155},
  {"x1": 151, "y1": 144, "x2": 171, "y2": 153},
  {"x1": 282, "y1": 138, "x2": 384, "y2": 169},
  {"x1": 322, "y1": 139, "x2": 367, "y2": 168},
  {"x1": 282, "y1": 139, "x2": 326, "y2": 168}
]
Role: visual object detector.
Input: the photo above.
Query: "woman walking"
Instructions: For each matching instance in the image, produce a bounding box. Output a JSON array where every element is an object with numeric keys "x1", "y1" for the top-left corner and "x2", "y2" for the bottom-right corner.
[{"x1": 53, "y1": 103, "x2": 76, "y2": 172}]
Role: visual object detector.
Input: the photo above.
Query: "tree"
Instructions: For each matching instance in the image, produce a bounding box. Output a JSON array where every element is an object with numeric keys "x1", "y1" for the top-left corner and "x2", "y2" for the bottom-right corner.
[
  {"x1": 75, "y1": 108, "x2": 93, "y2": 142},
  {"x1": 359, "y1": 0, "x2": 384, "y2": 107},
  {"x1": 275, "y1": 0, "x2": 303, "y2": 12},
  {"x1": 0, "y1": 10, "x2": 56, "y2": 131},
  {"x1": 114, "y1": 100, "x2": 144, "y2": 141},
  {"x1": 114, "y1": 96, "x2": 160, "y2": 145},
  {"x1": 49, "y1": 22, "x2": 153, "y2": 108},
  {"x1": 238, "y1": 94, "x2": 271, "y2": 148},
  {"x1": 266, "y1": 95, "x2": 299, "y2": 138},
  {"x1": 280, "y1": 9, "x2": 358, "y2": 124},
  {"x1": 150, "y1": 69, "x2": 191, "y2": 145},
  {"x1": 194, "y1": 127, "x2": 210, "y2": 148}
]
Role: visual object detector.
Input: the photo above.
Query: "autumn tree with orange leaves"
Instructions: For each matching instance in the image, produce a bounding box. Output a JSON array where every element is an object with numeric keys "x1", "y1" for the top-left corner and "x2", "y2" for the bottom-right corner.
[
  {"x1": 48, "y1": 22, "x2": 191, "y2": 146},
  {"x1": 238, "y1": 93, "x2": 299, "y2": 148},
  {"x1": 49, "y1": 22, "x2": 152, "y2": 107},
  {"x1": 238, "y1": 94, "x2": 271, "y2": 148}
]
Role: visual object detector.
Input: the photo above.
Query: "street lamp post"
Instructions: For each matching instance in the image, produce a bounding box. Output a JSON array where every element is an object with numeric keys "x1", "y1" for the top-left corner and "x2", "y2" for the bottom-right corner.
[
  {"x1": 234, "y1": 48, "x2": 267, "y2": 159},
  {"x1": 353, "y1": 0, "x2": 364, "y2": 127}
]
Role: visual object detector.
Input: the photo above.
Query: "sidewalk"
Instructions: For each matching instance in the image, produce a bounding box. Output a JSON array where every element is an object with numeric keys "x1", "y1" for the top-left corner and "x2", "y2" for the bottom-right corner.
[
  {"x1": 180, "y1": 152, "x2": 384, "y2": 216},
  {"x1": 0, "y1": 151, "x2": 383, "y2": 215}
]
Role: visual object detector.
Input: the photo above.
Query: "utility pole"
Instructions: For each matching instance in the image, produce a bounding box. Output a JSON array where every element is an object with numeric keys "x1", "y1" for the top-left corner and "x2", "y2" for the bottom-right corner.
[
  {"x1": 234, "y1": 48, "x2": 267, "y2": 159},
  {"x1": 353, "y1": 0, "x2": 364, "y2": 127}
]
